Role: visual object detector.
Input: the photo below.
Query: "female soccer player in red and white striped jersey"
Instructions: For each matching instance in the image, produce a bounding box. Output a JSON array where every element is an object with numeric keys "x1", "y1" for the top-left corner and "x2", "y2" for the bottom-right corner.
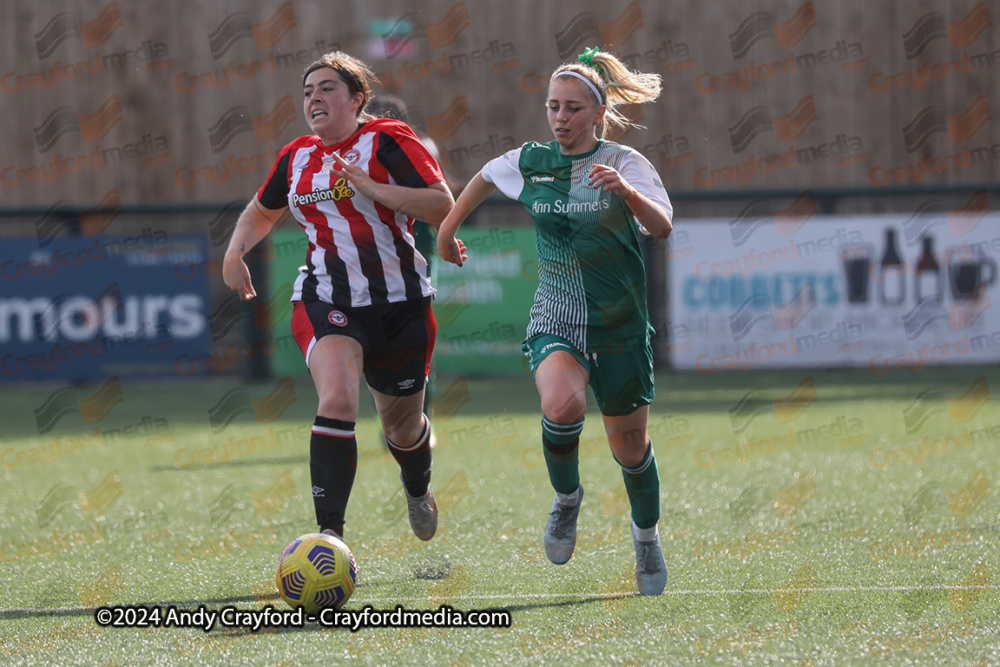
[{"x1": 223, "y1": 51, "x2": 455, "y2": 542}]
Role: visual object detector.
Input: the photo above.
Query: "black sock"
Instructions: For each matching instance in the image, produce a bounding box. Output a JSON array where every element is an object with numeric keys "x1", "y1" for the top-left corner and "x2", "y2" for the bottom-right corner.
[
  {"x1": 310, "y1": 416, "x2": 357, "y2": 535},
  {"x1": 387, "y1": 416, "x2": 432, "y2": 497}
]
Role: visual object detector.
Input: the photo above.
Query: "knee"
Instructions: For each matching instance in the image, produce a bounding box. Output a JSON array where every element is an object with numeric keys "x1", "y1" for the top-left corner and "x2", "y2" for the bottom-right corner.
[
  {"x1": 382, "y1": 409, "x2": 425, "y2": 447},
  {"x1": 613, "y1": 446, "x2": 646, "y2": 468},
  {"x1": 610, "y1": 435, "x2": 649, "y2": 467},
  {"x1": 317, "y1": 395, "x2": 358, "y2": 422},
  {"x1": 540, "y1": 390, "x2": 587, "y2": 424}
]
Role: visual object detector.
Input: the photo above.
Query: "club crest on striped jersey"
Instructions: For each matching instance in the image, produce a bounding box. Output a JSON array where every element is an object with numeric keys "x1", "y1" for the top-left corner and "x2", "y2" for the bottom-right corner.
[
  {"x1": 328, "y1": 310, "x2": 347, "y2": 326},
  {"x1": 341, "y1": 149, "x2": 361, "y2": 164}
]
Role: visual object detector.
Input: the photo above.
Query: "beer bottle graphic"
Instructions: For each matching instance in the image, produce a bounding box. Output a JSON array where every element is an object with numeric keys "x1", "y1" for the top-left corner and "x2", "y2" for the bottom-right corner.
[
  {"x1": 878, "y1": 228, "x2": 905, "y2": 306},
  {"x1": 914, "y1": 235, "x2": 942, "y2": 303}
]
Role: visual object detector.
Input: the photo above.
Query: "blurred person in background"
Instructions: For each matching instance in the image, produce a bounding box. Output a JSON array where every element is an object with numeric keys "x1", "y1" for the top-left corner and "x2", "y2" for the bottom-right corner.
[{"x1": 366, "y1": 93, "x2": 456, "y2": 447}]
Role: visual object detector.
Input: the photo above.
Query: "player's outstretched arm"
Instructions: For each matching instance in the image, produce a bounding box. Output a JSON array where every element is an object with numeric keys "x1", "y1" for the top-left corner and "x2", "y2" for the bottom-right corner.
[
  {"x1": 436, "y1": 172, "x2": 497, "y2": 267},
  {"x1": 222, "y1": 196, "x2": 285, "y2": 300}
]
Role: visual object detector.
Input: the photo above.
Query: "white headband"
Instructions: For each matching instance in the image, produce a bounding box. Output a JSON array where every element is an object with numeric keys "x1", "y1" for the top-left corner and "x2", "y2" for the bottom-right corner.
[{"x1": 550, "y1": 70, "x2": 604, "y2": 104}]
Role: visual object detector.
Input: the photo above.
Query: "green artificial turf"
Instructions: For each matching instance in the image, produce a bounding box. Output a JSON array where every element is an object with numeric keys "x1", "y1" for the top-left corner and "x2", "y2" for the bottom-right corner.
[{"x1": 0, "y1": 367, "x2": 997, "y2": 665}]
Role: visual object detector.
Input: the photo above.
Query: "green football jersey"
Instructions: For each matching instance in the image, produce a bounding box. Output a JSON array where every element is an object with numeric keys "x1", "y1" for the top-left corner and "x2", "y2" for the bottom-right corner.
[{"x1": 481, "y1": 139, "x2": 672, "y2": 353}]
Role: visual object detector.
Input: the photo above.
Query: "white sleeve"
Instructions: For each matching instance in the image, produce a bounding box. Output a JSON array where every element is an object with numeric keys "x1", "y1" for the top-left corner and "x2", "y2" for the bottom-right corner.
[
  {"x1": 619, "y1": 150, "x2": 672, "y2": 234},
  {"x1": 480, "y1": 146, "x2": 525, "y2": 201}
]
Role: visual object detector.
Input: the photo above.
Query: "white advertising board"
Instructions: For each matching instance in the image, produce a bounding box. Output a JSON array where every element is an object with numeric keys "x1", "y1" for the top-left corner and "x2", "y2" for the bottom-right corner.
[{"x1": 667, "y1": 214, "x2": 999, "y2": 372}]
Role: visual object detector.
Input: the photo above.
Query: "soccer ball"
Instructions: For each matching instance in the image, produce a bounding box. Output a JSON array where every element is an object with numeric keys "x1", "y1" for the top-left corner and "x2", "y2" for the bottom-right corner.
[{"x1": 276, "y1": 533, "x2": 358, "y2": 613}]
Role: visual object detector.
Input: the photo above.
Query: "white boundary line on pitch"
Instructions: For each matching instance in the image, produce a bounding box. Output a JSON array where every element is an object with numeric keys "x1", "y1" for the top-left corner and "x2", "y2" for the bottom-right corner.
[
  {"x1": 1, "y1": 585, "x2": 991, "y2": 615},
  {"x1": 362, "y1": 584, "x2": 993, "y2": 603}
]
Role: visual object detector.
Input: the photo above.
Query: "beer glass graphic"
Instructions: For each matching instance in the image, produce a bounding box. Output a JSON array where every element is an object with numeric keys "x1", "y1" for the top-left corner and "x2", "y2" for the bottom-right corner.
[
  {"x1": 840, "y1": 243, "x2": 874, "y2": 304},
  {"x1": 947, "y1": 245, "x2": 996, "y2": 302}
]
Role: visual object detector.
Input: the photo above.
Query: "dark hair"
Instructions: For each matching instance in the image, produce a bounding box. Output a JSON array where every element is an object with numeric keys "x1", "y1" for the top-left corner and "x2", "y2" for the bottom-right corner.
[
  {"x1": 302, "y1": 51, "x2": 380, "y2": 119},
  {"x1": 366, "y1": 94, "x2": 409, "y2": 122}
]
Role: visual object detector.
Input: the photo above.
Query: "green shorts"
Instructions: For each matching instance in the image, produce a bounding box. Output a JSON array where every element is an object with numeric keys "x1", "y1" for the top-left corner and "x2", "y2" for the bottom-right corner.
[{"x1": 521, "y1": 334, "x2": 654, "y2": 417}]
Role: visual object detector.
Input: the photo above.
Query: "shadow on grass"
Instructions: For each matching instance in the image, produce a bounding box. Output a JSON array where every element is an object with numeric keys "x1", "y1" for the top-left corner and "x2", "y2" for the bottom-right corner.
[
  {"x1": 0, "y1": 593, "x2": 273, "y2": 622},
  {"x1": 1, "y1": 588, "x2": 620, "y2": 630},
  {"x1": 213, "y1": 594, "x2": 624, "y2": 636},
  {"x1": 0, "y1": 581, "x2": 388, "y2": 623},
  {"x1": 502, "y1": 593, "x2": 632, "y2": 613}
]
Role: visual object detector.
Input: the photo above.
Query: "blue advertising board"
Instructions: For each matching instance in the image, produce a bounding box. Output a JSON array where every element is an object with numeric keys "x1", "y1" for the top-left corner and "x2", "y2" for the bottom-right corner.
[{"x1": 0, "y1": 234, "x2": 210, "y2": 380}]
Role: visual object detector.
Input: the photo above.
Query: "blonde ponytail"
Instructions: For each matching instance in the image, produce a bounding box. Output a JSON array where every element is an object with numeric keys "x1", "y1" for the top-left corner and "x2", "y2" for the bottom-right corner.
[{"x1": 550, "y1": 48, "x2": 661, "y2": 138}]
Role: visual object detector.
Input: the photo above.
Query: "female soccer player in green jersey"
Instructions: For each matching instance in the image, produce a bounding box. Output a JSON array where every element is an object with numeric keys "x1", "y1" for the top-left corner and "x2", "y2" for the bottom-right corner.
[{"x1": 437, "y1": 48, "x2": 673, "y2": 595}]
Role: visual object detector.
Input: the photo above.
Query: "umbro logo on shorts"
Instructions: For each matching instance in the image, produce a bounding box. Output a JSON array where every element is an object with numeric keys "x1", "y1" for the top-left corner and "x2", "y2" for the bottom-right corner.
[
  {"x1": 398, "y1": 379, "x2": 415, "y2": 390},
  {"x1": 312, "y1": 486, "x2": 325, "y2": 497},
  {"x1": 328, "y1": 311, "x2": 347, "y2": 327}
]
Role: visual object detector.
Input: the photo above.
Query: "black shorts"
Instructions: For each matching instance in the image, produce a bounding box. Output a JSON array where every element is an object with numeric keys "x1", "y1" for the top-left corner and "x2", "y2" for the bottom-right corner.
[{"x1": 290, "y1": 297, "x2": 436, "y2": 396}]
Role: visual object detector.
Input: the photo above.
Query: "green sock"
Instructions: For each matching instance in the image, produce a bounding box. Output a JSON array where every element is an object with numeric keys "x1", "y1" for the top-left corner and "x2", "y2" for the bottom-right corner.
[
  {"x1": 617, "y1": 442, "x2": 660, "y2": 530},
  {"x1": 541, "y1": 416, "x2": 584, "y2": 495}
]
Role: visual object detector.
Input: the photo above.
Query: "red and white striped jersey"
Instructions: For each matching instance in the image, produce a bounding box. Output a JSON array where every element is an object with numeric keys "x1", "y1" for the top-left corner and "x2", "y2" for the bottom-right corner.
[{"x1": 257, "y1": 118, "x2": 444, "y2": 307}]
